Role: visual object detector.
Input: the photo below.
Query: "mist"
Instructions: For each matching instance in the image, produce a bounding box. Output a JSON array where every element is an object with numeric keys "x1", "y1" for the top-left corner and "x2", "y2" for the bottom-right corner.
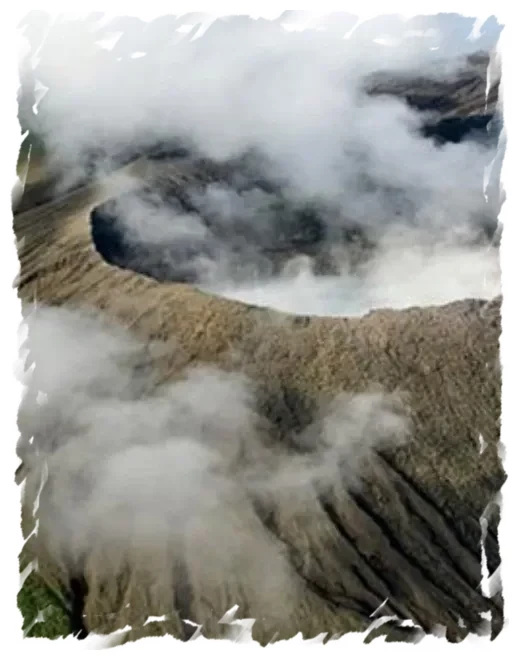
[
  {"x1": 18, "y1": 305, "x2": 410, "y2": 620},
  {"x1": 17, "y1": 12, "x2": 503, "y2": 317},
  {"x1": 22, "y1": 14, "x2": 501, "y2": 197},
  {"x1": 206, "y1": 242, "x2": 500, "y2": 316}
]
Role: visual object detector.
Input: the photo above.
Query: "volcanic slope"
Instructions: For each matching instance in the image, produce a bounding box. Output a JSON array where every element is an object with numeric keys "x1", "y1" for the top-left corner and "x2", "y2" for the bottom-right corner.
[{"x1": 14, "y1": 155, "x2": 503, "y2": 644}]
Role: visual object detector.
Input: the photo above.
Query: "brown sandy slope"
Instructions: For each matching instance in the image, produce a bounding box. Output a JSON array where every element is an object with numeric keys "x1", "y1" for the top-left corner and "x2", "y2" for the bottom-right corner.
[{"x1": 14, "y1": 157, "x2": 504, "y2": 644}]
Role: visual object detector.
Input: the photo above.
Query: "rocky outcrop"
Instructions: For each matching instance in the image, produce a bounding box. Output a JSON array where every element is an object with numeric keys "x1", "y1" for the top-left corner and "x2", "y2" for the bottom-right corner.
[{"x1": 364, "y1": 51, "x2": 501, "y2": 145}]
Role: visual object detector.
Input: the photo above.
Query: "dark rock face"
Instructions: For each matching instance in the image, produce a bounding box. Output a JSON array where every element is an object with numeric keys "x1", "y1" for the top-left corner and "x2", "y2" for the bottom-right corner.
[
  {"x1": 68, "y1": 577, "x2": 89, "y2": 640},
  {"x1": 91, "y1": 191, "x2": 218, "y2": 285},
  {"x1": 365, "y1": 51, "x2": 501, "y2": 148},
  {"x1": 422, "y1": 113, "x2": 497, "y2": 145},
  {"x1": 365, "y1": 51, "x2": 499, "y2": 112}
]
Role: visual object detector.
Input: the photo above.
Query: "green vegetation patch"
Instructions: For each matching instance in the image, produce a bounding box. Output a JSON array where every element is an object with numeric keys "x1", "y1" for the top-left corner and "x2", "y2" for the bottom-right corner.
[{"x1": 18, "y1": 570, "x2": 72, "y2": 639}]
